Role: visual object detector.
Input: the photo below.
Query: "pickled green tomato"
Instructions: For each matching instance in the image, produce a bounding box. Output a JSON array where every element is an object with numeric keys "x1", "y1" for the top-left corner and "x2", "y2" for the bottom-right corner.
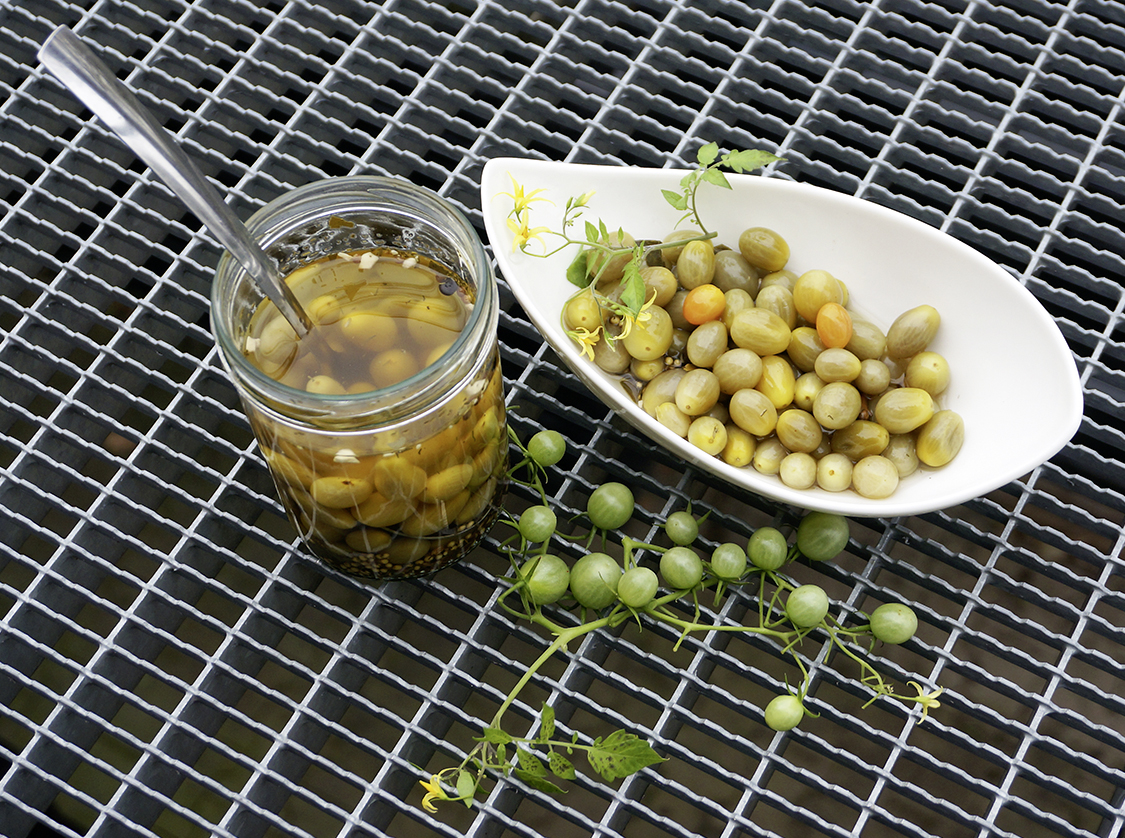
[
  {"x1": 660, "y1": 228, "x2": 701, "y2": 267},
  {"x1": 729, "y1": 388, "x2": 778, "y2": 437},
  {"x1": 593, "y1": 332, "x2": 631, "y2": 374},
  {"x1": 851, "y1": 455, "x2": 899, "y2": 499},
  {"x1": 787, "y1": 327, "x2": 827, "y2": 372},
  {"x1": 752, "y1": 436, "x2": 786, "y2": 475},
  {"x1": 676, "y1": 240, "x2": 716, "y2": 290},
  {"x1": 756, "y1": 284, "x2": 797, "y2": 329},
  {"x1": 831, "y1": 420, "x2": 889, "y2": 461},
  {"x1": 796, "y1": 511, "x2": 850, "y2": 561},
  {"x1": 686, "y1": 320, "x2": 728, "y2": 367},
  {"x1": 905, "y1": 351, "x2": 950, "y2": 396},
  {"x1": 675, "y1": 369, "x2": 721, "y2": 416},
  {"x1": 779, "y1": 452, "x2": 817, "y2": 489},
  {"x1": 873, "y1": 387, "x2": 934, "y2": 434},
  {"x1": 755, "y1": 355, "x2": 796, "y2": 410},
  {"x1": 792, "y1": 269, "x2": 845, "y2": 323},
  {"x1": 569, "y1": 552, "x2": 621, "y2": 609},
  {"x1": 563, "y1": 288, "x2": 601, "y2": 332},
  {"x1": 720, "y1": 288, "x2": 755, "y2": 331},
  {"x1": 730, "y1": 308, "x2": 791, "y2": 356},
  {"x1": 738, "y1": 227, "x2": 790, "y2": 272},
  {"x1": 640, "y1": 265, "x2": 678, "y2": 307},
  {"x1": 688, "y1": 415, "x2": 728, "y2": 456},
  {"x1": 916, "y1": 409, "x2": 964, "y2": 467},
  {"x1": 660, "y1": 546, "x2": 704, "y2": 590},
  {"x1": 813, "y1": 382, "x2": 862, "y2": 430},
  {"x1": 622, "y1": 305, "x2": 673, "y2": 361},
  {"x1": 747, "y1": 526, "x2": 788, "y2": 570},
  {"x1": 816, "y1": 453, "x2": 853, "y2": 492},
  {"x1": 712, "y1": 250, "x2": 760, "y2": 296},
  {"x1": 886, "y1": 304, "x2": 940, "y2": 358},
  {"x1": 713, "y1": 348, "x2": 764, "y2": 394},
  {"x1": 775, "y1": 409, "x2": 822, "y2": 454}
]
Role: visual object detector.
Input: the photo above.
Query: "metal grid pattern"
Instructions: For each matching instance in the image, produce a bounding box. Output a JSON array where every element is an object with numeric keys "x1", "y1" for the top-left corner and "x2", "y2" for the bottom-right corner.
[{"x1": 0, "y1": 1, "x2": 1122, "y2": 836}]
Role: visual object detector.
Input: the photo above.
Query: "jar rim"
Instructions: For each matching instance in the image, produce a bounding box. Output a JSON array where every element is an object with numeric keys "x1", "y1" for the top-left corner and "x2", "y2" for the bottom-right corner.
[{"x1": 210, "y1": 176, "x2": 497, "y2": 422}]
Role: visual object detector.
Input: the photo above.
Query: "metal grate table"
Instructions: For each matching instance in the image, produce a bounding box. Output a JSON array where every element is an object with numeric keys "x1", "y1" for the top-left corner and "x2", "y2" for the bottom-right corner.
[{"x1": 1, "y1": 1, "x2": 1123, "y2": 836}]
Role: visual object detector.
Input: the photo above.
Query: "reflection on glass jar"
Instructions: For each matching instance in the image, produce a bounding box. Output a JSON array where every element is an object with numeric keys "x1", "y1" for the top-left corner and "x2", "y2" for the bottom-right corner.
[{"x1": 211, "y1": 177, "x2": 506, "y2": 581}]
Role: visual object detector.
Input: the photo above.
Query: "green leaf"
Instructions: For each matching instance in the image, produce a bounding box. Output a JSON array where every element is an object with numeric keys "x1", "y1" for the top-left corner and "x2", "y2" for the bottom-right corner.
[
  {"x1": 517, "y1": 747, "x2": 548, "y2": 778},
  {"x1": 588, "y1": 730, "x2": 666, "y2": 782},
  {"x1": 566, "y1": 249, "x2": 590, "y2": 288},
  {"x1": 496, "y1": 743, "x2": 508, "y2": 765},
  {"x1": 696, "y1": 141, "x2": 720, "y2": 166},
  {"x1": 661, "y1": 189, "x2": 688, "y2": 211},
  {"x1": 548, "y1": 751, "x2": 577, "y2": 780},
  {"x1": 479, "y1": 727, "x2": 513, "y2": 745},
  {"x1": 513, "y1": 769, "x2": 567, "y2": 795},
  {"x1": 538, "y1": 704, "x2": 556, "y2": 743},
  {"x1": 455, "y1": 769, "x2": 477, "y2": 800},
  {"x1": 584, "y1": 219, "x2": 600, "y2": 243},
  {"x1": 724, "y1": 149, "x2": 783, "y2": 173},
  {"x1": 619, "y1": 251, "x2": 646, "y2": 315},
  {"x1": 701, "y1": 167, "x2": 730, "y2": 189}
]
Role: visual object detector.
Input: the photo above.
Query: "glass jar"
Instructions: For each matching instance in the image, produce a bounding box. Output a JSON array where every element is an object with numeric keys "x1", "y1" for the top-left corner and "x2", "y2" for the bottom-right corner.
[{"x1": 210, "y1": 177, "x2": 507, "y2": 581}]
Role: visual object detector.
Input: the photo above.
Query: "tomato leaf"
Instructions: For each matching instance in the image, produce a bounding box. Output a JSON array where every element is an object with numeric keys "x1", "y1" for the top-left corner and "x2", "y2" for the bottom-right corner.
[
  {"x1": 619, "y1": 249, "x2": 646, "y2": 314},
  {"x1": 548, "y1": 751, "x2": 577, "y2": 780},
  {"x1": 588, "y1": 730, "x2": 665, "y2": 782},
  {"x1": 478, "y1": 727, "x2": 513, "y2": 745},
  {"x1": 662, "y1": 189, "x2": 688, "y2": 211},
  {"x1": 702, "y1": 167, "x2": 731, "y2": 189},
  {"x1": 566, "y1": 249, "x2": 590, "y2": 288},
  {"x1": 584, "y1": 219, "x2": 599, "y2": 243},
  {"x1": 537, "y1": 704, "x2": 556, "y2": 743},
  {"x1": 517, "y1": 747, "x2": 548, "y2": 778},
  {"x1": 724, "y1": 149, "x2": 783, "y2": 173},
  {"x1": 455, "y1": 769, "x2": 477, "y2": 801},
  {"x1": 696, "y1": 141, "x2": 720, "y2": 166},
  {"x1": 513, "y1": 769, "x2": 567, "y2": 795}
]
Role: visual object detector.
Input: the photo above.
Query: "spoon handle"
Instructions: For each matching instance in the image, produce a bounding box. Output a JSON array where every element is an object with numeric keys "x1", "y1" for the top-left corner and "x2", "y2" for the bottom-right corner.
[{"x1": 37, "y1": 25, "x2": 311, "y2": 336}]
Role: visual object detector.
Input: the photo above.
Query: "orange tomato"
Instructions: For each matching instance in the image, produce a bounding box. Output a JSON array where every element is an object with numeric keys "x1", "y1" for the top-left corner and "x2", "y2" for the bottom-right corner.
[
  {"x1": 816, "y1": 302, "x2": 853, "y2": 348},
  {"x1": 682, "y1": 284, "x2": 726, "y2": 325}
]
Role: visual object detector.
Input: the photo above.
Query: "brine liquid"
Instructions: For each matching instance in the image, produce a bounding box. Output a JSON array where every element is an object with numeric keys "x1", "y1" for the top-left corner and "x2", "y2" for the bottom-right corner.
[
  {"x1": 241, "y1": 247, "x2": 506, "y2": 581},
  {"x1": 245, "y1": 248, "x2": 472, "y2": 394}
]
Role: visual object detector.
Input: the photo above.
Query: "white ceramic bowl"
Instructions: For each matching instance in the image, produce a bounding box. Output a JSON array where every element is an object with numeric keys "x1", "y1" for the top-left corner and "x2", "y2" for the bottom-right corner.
[{"x1": 480, "y1": 157, "x2": 1083, "y2": 517}]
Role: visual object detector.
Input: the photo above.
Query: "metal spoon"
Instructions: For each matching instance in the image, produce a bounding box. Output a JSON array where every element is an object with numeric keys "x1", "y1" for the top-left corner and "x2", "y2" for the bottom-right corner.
[{"x1": 37, "y1": 25, "x2": 312, "y2": 337}]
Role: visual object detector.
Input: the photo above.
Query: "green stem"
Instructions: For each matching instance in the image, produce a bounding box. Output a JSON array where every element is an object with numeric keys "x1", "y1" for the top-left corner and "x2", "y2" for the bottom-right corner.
[
  {"x1": 487, "y1": 614, "x2": 616, "y2": 729},
  {"x1": 645, "y1": 604, "x2": 795, "y2": 645}
]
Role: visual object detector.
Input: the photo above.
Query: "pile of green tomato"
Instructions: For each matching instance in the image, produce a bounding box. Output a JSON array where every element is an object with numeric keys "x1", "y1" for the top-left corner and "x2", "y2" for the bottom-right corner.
[{"x1": 509, "y1": 429, "x2": 921, "y2": 732}]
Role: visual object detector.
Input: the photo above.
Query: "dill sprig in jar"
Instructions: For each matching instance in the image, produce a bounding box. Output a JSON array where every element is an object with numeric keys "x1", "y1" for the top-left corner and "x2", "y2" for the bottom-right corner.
[{"x1": 211, "y1": 177, "x2": 506, "y2": 581}]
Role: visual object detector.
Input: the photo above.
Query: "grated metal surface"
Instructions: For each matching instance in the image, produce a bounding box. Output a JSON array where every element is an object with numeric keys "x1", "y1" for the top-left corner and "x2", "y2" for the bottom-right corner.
[{"x1": 0, "y1": 1, "x2": 1123, "y2": 837}]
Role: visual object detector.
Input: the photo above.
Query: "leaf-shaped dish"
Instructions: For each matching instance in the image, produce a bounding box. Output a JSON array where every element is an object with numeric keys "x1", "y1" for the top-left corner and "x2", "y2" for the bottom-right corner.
[{"x1": 480, "y1": 157, "x2": 1083, "y2": 517}]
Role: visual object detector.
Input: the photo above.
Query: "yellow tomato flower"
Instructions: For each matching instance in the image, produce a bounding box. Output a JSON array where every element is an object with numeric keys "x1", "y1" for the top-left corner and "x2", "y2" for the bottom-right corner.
[
  {"x1": 507, "y1": 213, "x2": 552, "y2": 253},
  {"x1": 909, "y1": 681, "x2": 944, "y2": 722},
  {"x1": 419, "y1": 774, "x2": 449, "y2": 813},
  {"x1": 497, "y1": 173, "x2": 551, "y2": 215},
  {"x1": 613, "y1": 288, "x2": 657, "y2": 340},
  {"x1": 568, "y1": 326, "x2": 602, "y2": 361}
]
